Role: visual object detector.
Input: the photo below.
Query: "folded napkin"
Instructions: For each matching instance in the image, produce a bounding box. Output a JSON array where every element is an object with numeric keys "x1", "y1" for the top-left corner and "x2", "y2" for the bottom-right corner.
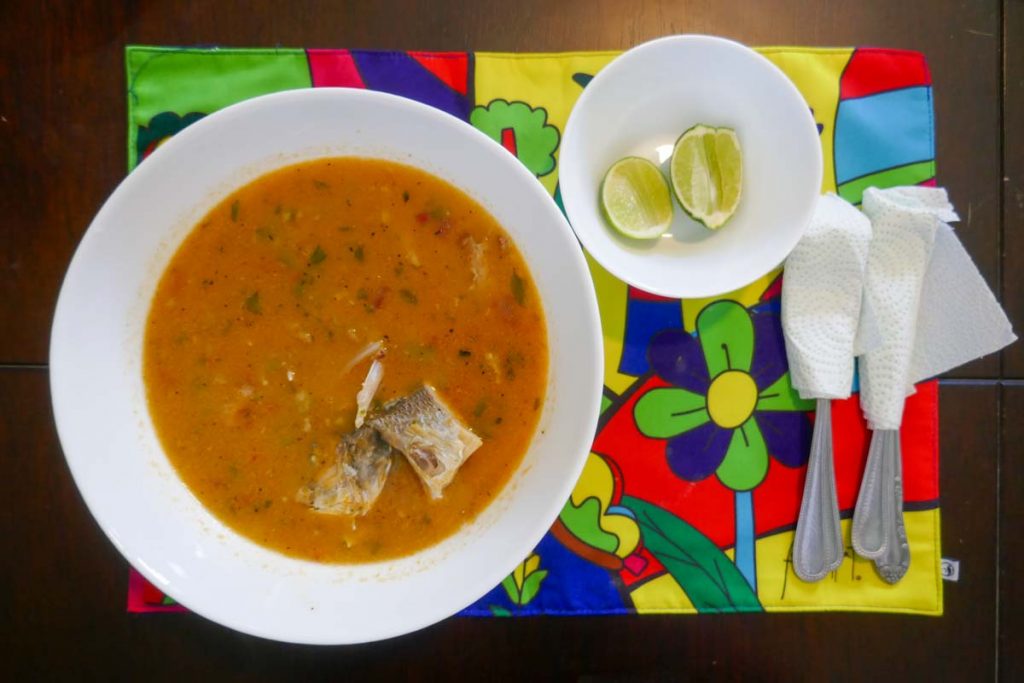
[
  {"x1": 782, "y1": 193, "x2": 873, "y2": 400},
  {"x1": 858, "y1": 187, "x2": 946, "y2": 429},
  {"x1": 858, "y1": 187, "x2": 1016, "y2": 430},
  {"x1": 908, "y1": 212, "x2": 1017, "y2": 384}
]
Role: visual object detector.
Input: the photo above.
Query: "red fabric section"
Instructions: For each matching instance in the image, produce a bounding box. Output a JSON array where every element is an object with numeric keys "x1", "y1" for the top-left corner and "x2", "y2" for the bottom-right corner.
[
  {"x1": 595, "y1": 376, "x2": 738, "y2": 548},
  {"x1": 600, "y1": 451, "x2": 627, "y2": 502},
  {"x1": 619, "y1": 547, "x2": 666, "y2": 587},
  {"x1": 760, "y1": 274, "x2": 783, "y2": 302},
  {"x1": 409, "y1": 51, "x2": 469, "y2": 95},
  {"x1": 307, "y1": 49, "x2": 366, "y2": 88},
  {"x1": 500, "y1": 127, "x2": 518, "y2": 155},
  {"x1": 831, "y1": 380, "x2": 939, "y2": 508},
  {"x1": 127, "y1": 569, "x2": 186, "y2": 613},
  {"x1": 751, "y1": 457, "x2": 807, "y2": 535},
  {"x1": 840, "y1": 48, "x2": 931, "y2": 99},
  {"x1": 628, "y1": 286, "x2": 677, "y2": 302}
]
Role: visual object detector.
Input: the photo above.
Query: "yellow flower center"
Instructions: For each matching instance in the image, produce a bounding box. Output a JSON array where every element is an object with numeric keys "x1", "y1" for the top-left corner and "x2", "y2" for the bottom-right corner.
[{"x1": 706, "y1": 370, "x2": 758, "y2": 429}]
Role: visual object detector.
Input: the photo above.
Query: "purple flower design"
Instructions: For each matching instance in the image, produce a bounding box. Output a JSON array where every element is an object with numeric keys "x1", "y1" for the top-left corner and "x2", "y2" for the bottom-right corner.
[{"x1": 635, "y1": 300, "x2": 813, "y2": 492}]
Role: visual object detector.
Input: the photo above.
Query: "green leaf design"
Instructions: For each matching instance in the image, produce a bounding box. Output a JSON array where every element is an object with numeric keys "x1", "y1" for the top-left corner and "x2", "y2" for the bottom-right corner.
[
  {"x1": 623, "y1": 496, "x2": 762, "y2": 613},
  {"x1": 559, "y1": 497, "x2": 620, "y2": 554},
  {"x1": 696, "y1": 301, "x2": 754, "y2": 378},
  {"x1": 634, "y1": 388, "x2": 709, "y2": 438},
  {"x1": 500, "y1": 562, "x2": 548, "y2": 606},
  {"x1": 500, "y1": 573, "x2": 520, "y2": 603},
  {"x1": 135, "y1": 111, "x2": 206, "y2": 165},
  {"x1": 469, "y1": 100, "x2": 560, "y2": 177},
  {"x1": 715, "y1": 418, "x2": 769, "y2": 491},
  {"x1": 520, "y1": 570, "x2": 548, "y2": 605},
  {"x1": 489, "y1": 605, "x2": 512, "y2": 617},
  {"x1": 757, "y1": 372, "x2": 815, "y2": 412}
]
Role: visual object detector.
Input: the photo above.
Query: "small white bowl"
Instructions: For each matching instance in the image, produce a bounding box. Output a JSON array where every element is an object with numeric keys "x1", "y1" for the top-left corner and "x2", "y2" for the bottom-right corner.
[
  {"x1": 560, "y1": 35, "x2": 822, "y2": 298},
  {"x1": 50, "y1": 89, "x2": 602, "y2": 644}
]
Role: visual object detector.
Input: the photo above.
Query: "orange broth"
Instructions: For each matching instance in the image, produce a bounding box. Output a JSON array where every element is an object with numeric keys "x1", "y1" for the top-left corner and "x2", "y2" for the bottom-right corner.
[{"x1": 143, "y1": 158, "x2": 548, "y2": 563}]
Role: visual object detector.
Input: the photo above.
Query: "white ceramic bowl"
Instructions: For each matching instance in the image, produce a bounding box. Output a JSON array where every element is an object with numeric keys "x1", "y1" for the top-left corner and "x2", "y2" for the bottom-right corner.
[
  {"x1": 50, "y1": 89, "x2": 602, "y2": 644},
  {"x1": 560, "y1": 35, "x2": 823, "y2": 298}
]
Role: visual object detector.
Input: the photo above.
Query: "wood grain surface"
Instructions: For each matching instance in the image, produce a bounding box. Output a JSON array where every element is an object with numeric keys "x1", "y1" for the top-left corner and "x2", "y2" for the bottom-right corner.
[
  {"x1": 1000, "y1": 386, "x2": 1023, "y2": 683},
  {"x1": 1003, "y1": 0, "x2": 1024, "y2": 376},
  {"x1": 0, "y1": 0, "x2": 1016, "y2": 680}
]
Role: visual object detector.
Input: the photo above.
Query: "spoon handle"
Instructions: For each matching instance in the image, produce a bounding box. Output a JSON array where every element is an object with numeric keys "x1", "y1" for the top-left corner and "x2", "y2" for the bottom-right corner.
[
  {"x1": 852, "y1": 429, "x2": 889, "y2": 559},
  {"x1": 874, "y1": 430, "x2": 911, "y2": 583},
  {"x1": 793, "y1": 399, "x2": 844, "y2": 582}
]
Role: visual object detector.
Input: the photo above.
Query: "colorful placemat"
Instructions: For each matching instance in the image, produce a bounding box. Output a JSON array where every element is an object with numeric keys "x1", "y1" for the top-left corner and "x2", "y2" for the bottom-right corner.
[{"x1": 125, "y1": 45, "x2": 942, "y2": 616}]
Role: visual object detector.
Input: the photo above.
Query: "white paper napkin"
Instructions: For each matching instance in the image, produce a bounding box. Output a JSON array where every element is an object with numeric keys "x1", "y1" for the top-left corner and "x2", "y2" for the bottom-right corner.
[
  {"x1": 907, "y1": 220, "x2": 1017, "y2": 383},
  {"x1": 858, "y1": 186, "x2": 1016, "y2": 429},
  {"x1": 858, "y1": 187, "x2": 945, "y2": 429},
  {"x1": 782, "y1": 193, "x2": 873, "y2": 400}
]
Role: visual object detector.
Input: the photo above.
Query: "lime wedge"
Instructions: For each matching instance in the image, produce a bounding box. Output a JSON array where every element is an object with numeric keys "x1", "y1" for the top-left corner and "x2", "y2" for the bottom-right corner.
[
  {"x1": 670, "y1": 125, "x2": 742, "y2": 230},
  {"x1": 600, "y1": 157, "x2": 674, "y2": 240}
]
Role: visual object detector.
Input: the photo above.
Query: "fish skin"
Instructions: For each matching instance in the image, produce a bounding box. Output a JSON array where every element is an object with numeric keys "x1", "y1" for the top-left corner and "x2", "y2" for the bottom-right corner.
[
  {"x1": 297, "y1": 425, "x2": 393, "y2": 516},
  {"x1": 369, "y1": 386, "x2": 482, "y2": 499}
]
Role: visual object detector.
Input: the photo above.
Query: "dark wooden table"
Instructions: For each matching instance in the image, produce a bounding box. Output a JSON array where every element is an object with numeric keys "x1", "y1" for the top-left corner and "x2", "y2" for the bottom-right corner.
[{"x1": 2, "y1": 1, "x2": 1020, "y2": 680}]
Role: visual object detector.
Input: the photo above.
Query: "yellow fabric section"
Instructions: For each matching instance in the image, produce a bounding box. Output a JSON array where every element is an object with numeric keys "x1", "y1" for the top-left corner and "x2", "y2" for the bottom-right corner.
[
  {"x1": 759, "y1": 48, "x2": 853, "y2": 194},
  {"x1": 584, "y1": 252, "x2": 633, "y2": 393},
  {"x1": 630, "y1": 573, "x2": 697, "y2": 613},
  {"x1": 754, "y1": 511, "x2": 942, "y2": 614},
  {"x1": 706, "y1": 370, "x2": 760, "y2": 428},
  {"x1": 569, "y1": 453, "x2": 641, "y2": 558},
  {"x1": 525, "y1": 553, "x2": 540, "y2": 577},
  {"x1": 473, "y1": 52, "x2": 618, "y2": 195}
]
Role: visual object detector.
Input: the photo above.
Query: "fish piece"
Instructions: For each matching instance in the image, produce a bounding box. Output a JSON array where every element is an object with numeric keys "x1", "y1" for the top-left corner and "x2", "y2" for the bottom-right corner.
[
  {"x1": 296, "y1": 426, "x2": 393, "y2": 516},
  {"x1": 368, "y1": 386, "x2": 483, "y2": 499},
  {"x1": 343, "y1": 339, "x2": 384, "y2": 373},
  {"x1": 354, "y1": 358, "x2": 384, "y2": 428}
]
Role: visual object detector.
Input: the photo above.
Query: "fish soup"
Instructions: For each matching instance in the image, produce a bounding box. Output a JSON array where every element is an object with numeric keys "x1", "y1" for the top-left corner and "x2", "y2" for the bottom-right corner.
[{"x1": 144, "y1": 158, "x2": 548, "y2": 563}]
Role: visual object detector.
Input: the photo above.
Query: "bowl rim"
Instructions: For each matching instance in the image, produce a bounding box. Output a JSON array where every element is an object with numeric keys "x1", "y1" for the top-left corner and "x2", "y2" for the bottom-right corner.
[
  {"x1": 560, "y1": 34, "x2": 824, "y2": 298},
  {"x1": 49, "y1": 87, "x2": 603, "y2": 643}
]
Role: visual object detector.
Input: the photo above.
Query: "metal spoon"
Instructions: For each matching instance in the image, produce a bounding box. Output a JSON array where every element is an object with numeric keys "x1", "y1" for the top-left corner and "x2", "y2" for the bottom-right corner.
[
  {"x1": 852, "y1": 429, "x2": 910, "y2": 583},
  {"x1": 793, "y1": 398, "x2": 844, "y2": 582},
  {"x1": 851, "y1": 429, "x2": 888, "y2": 559},
  {"x1": 874, "y1": 430, "x2": 910, "y2": 583}
]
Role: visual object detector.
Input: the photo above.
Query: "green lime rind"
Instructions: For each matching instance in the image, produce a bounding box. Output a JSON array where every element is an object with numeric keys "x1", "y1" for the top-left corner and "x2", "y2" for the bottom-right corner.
[
  {"x1": 670, "y1": 124, "x2": 742, "y2": 231},
  {"x1": 600, "y1": 156, "x2": 674, "y2": 240}
]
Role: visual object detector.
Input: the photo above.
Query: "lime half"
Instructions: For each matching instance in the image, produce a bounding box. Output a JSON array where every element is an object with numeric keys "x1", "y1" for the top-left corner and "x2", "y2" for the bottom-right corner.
[
  {"x1": 600, "y1": 157, "x2": 674, "y2": 240},
  {"x1": 670, "y1": 125, "x2": 742, "y2": 230}
]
